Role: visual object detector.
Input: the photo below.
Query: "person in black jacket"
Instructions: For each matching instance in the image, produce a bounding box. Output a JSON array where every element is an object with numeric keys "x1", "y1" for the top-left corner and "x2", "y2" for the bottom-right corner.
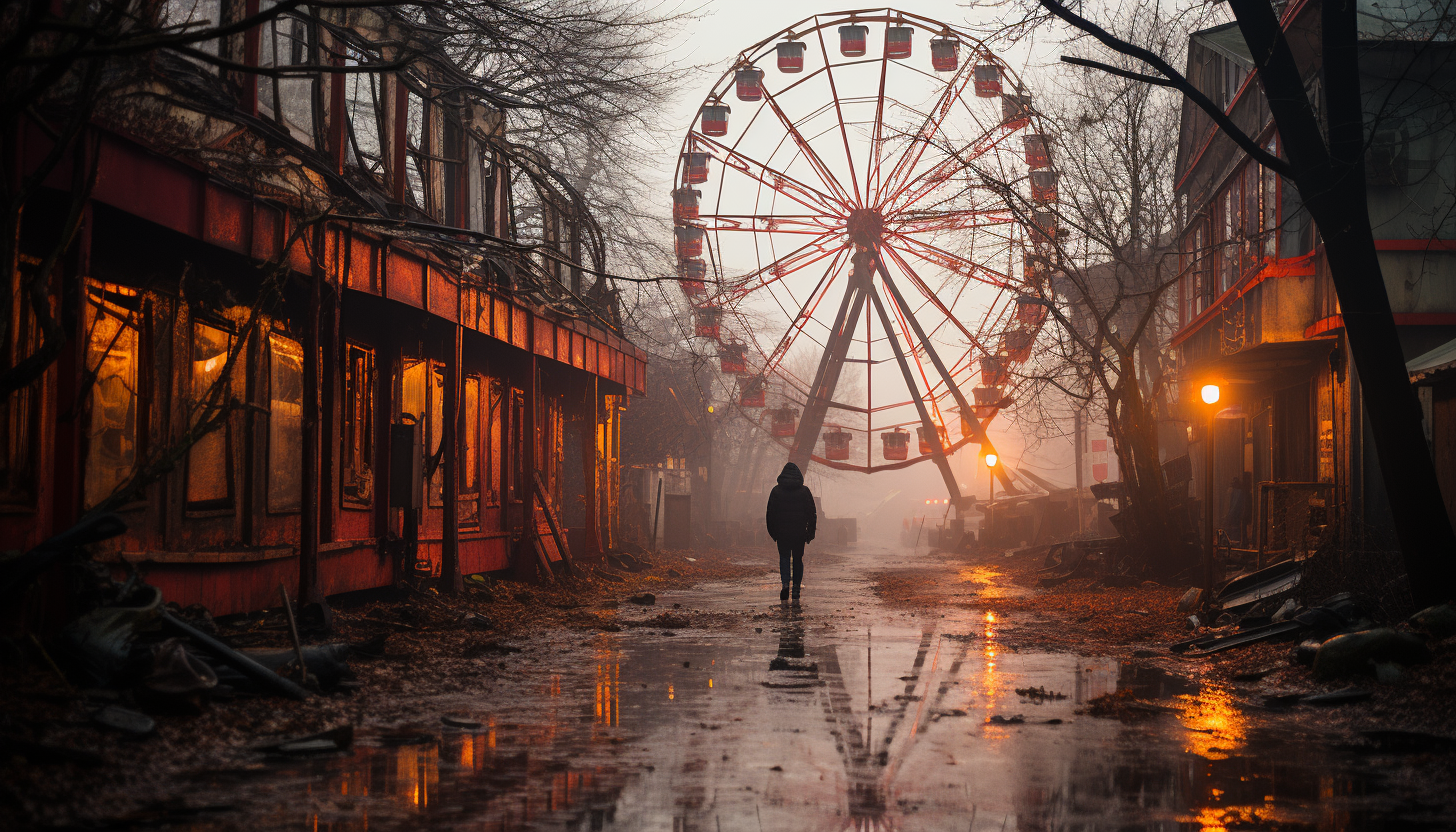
[{"x1": 765, "y1": 462, "x2": 817, "y2": 601}]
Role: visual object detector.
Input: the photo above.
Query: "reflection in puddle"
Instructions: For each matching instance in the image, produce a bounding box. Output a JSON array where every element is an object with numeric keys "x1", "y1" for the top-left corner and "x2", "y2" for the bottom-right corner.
[
  {"x1": 169, "y1": 567, "x2": 1430, "y2": 832},
  {"x1": 1176, "y1": 683, "x2": 1248, "y2": 761}
]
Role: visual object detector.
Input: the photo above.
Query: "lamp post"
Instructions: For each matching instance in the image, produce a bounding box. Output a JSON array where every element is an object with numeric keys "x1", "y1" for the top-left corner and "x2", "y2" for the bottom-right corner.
[
  {"x1": 984, "y1": 452, "x2": 998, "y2": 548},
  {"x1": 1200, "y1": 383, "x2": 1221, "y2": 600}
]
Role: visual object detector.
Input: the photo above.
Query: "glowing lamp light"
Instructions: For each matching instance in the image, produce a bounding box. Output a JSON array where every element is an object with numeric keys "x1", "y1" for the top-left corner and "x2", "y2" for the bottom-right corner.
[
  {"x1": 984, "y1": 452, "x2": 999, "y2": 468},
  {"x1": 707, "y1": 405, "x2": 715, "y2": 413},
  {"x1": 1200, "y1": 383, "x2": 1221, "y2": 405}
]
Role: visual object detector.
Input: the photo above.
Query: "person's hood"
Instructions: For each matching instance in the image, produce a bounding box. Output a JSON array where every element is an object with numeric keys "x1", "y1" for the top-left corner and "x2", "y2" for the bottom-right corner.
[{"x1": 777, "y1": 462, "x2": 804, "y2": 489}]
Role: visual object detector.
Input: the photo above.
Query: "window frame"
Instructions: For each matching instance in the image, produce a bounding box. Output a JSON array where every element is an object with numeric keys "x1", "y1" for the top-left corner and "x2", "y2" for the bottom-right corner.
[
  {"x1": 183, "y1": 316, "x2": 238, "y2": 513},
  {"x1": 341, "y1": 342, "x2": 376, "y2": 508}
]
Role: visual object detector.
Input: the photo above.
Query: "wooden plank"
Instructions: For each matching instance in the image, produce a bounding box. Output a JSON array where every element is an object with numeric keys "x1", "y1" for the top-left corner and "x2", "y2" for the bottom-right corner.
[
  {"x1": 530, "y1": 535, "x2": 557, "y2": 583},
  {"x1": 532, "y1": 471, "x2": 573, "y2": 570}
]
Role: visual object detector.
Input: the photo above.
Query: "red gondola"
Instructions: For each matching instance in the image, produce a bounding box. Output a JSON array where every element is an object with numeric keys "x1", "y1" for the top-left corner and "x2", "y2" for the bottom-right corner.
[
  {"x1": 1030, "y1": 169, "x2": 1058, "y2": 204},
  {"x1": 917, "y1": 425, "x2": 948, "y2": 455},
  {"x1": 1016, "y1": 297, "x2": 1048, "y2": 327},
  {"x1": 720, "y1": 341, "x2": 747, "y2": 374},
  {"x1": 735, "y1": 67, "x2": 764, "y2": 102},
  {"x1": 740, "y1": 375, "x2": 766, "y2": 408},
  {"x1": 930, "y1": 36, "x2": 959, "y2": 72},
  {"x1": 972, "y1": 386, "x2": 1002, "y2": 420},
  {"x1": 839, "y1": 23, "x2": 868, "y2": 57},
  {"x1": 881, "y1": 429, "x2": 909, "y2": 460},
  {"x1": 981, "y1": 355, "x2": 1007, "y2": 387},
  {"x1": 777, "y1": 39, "x2": 806, "y2": 73},
  {"x1": 1023, "y1": 133, "x2": 1051, "y2": 168},
  {"x1": 1002, "y1": 329, "x2": 1034, "y2": 362},
  {"x1": 974, "y1": 64, "x2": 1002, "y2": 97},
  {"x1": 824, "y1": 429, "x2": 852, "y2": 460},
  {"x1": 701, "y1": 103, "x2": 730, "y2": 136},
  {"x1": 682, "y1": 151, "x2": 709, "y2": 184},
  {"x1": 770, "y1": 407, "x2": 797, "y2": 438},
  {"x1": 693, "y1": 305, "x2": 722, "y2": 339},
  {"x1": 674, "y1": 225, "x2": 703, "y2": 258},
  {"x1": 672, "y1": 187, "x2": 700, "y2": 224},
  {"x1": 1031, "y1": 209, "x2": 1057, "y2": 244},
  {"x1": 1001, "y1": 93, "x2": 1032, "y2": 129},
  {"x1": 885, "y1": 25, "x2": 913, "y2": 59}
]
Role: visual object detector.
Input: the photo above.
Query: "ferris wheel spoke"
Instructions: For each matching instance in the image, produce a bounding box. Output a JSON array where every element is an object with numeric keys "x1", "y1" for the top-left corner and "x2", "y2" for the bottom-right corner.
[
  {"x1": 758, "y1": 89, "x2": 857, "y2": 209},
  {"x1": 889, "y1": 208, "x2": 1016, "y2": 236},
  {"x1": 880, "y1": 244, "x2": 995, "y2": 356},
  {"x1": 810, "y1": 26, "x2": 862, "y2": 205},
  {"x1": 881, "y1": 123, "x2": 1021, "y2": 216},
  {"x1": 760, "y1": 245, "x2": 853, "y2": 377},
  {"x1": 871, "y1": 67, "x2": 976, "y2": 208},
  {"x1": 714, "y1": 231, "x2": 847, "y2": 303},
  {"x1": 865, "y1": 33, "x2": 893, "y2": 204},
  {"x1": 698, "y1": 214, "x2": 842, "y2": 235},
  {"x1": 692, "y1": 132, "x2": 847, "y2": 217},
  {"x1": 885, "y1": 233, "x2": 1014, "y2": 289}
]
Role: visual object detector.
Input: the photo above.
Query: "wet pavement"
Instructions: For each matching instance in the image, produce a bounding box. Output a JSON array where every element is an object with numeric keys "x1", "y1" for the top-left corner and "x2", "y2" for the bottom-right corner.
[{"x1": 173, "y1": 545, "x2": 1448, "y2": 831}]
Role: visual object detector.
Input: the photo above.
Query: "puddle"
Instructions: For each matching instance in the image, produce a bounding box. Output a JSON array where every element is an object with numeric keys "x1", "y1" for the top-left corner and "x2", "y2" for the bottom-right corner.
[{"x1": 160, "y1": 547, "x2": 1444, "y2": 831}]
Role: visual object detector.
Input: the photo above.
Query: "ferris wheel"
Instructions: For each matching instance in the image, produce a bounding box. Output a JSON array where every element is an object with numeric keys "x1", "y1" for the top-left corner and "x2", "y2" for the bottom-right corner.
[{"x1": 671, "y1": 8, "x2": 1059, "y2": 503}]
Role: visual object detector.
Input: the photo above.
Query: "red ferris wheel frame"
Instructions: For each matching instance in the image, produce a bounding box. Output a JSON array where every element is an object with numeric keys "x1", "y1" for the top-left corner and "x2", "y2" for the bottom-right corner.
[{"x1": 671, "y1": 7, "x2": 1060, "y2": 503}]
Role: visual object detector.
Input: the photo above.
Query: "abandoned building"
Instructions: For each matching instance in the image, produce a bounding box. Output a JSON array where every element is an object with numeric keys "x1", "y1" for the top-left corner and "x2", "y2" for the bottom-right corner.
[
  {"x1": 3, "y1": 3, "x2": 646, "y2": 617},
  {"x1": 1174, "y1": 3, "x2": 1456, "y2": 559}
]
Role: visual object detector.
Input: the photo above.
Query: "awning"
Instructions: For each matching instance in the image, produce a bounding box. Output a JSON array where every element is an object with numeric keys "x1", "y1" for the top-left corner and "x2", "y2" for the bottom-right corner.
[{"x1": 1407, "y1": 337, "x2": 1456, "y2": 382}]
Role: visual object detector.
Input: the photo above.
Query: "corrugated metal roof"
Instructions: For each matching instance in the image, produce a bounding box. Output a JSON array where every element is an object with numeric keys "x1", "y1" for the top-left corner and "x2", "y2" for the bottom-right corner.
[{"x1": 1407, "y1": 337, "x2": 1456, "y2": 381}]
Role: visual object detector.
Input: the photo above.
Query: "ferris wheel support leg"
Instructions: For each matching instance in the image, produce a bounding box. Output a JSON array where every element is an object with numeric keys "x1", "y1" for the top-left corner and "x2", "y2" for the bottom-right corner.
[
  {"x1": 872, "y1": 253, "x2": 1020, "y2": 499},
  {"x1": 865, "y1": 287, "x2": 964, "y2": 507},
  {"x1": 788, "y1": 252, "x2": 876, "y2": 472}
]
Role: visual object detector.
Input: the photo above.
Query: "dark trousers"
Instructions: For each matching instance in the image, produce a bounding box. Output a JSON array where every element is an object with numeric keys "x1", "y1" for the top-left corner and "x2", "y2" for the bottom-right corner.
[{"x1": 777, "y1": 540, "x2": 805, "y2": 586}]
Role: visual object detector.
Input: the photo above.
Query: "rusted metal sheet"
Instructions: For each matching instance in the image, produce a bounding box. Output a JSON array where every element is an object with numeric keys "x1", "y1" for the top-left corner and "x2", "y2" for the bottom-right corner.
[
  {"x1": 319, "y1": 546, "x2": 394, "y2": 597},
  {"x1": 572, "y1": 332, "x2": 586, "y2": 369},
  {"x1": 597, "y1": 343, "x2": 611, "y2": 379},
  {"x1": 138, "y1": 558, "x2": 300, "y2": 618},
  {"x1": 348, "y1": 233, "x2": 378, "y2": 293},
  {"x1": 511, "y1": 307, "x2": 528, "y2": 351},
  {"x1": 556, "y1": 326, "x2": 571, "y2": 362},
  {"x1": 493, "y1": 296, "x2": 511, "y2": 342},
  {"x1": 252, "y1": 203, "x2": 282, "y2": 262},
  {"x1": 458, "y1": 535, "x2": 510, "y2": 575},
  {"x1": 202, "y1": 184, "x2": 250, "y2": 254},
  {"x1": 386, "y1": 248, "x2": 425, "y2": 307},
  {"x1": 427, "y1": 265, "x2": 459, "y2": 323},
  {"x1": 584, "y1": 338, "x2": 598, "y2": 378},
  {"x1": 534, "y1": 316, "x2": 555, "y2": 358},
  {"x1": 93, "y1": 137, "x2": 202, "y2": 238},
  {"x1": 286, "y1": 219, "x2": 312, "y2": 274},
  {"x1": 463, "y1": 286, "x2": 488, "y2": 332}
]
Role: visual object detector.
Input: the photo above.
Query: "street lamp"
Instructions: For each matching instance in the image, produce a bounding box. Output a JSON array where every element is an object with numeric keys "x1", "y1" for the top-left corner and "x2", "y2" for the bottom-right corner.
[
  {"x1": 1200, "y1": 383, "x2": 1222, "y2": 602},
  {"x1": 984, "y1": 452, "x2": 999, "y2": 549}
]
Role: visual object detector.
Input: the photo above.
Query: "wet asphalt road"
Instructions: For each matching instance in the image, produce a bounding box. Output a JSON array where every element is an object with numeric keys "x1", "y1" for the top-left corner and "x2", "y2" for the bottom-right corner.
[{"x1": 177, "y1": 543, "x2": 1448, "y2": 831}]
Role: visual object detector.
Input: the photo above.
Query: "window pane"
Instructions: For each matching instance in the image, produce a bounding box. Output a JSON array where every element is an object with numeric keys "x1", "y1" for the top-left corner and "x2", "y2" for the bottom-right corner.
[
  {"x1": 187, "y1": 321, "x2": 232, "y2": 506},
  {"x1": 84, "y1": 289, "x2": 140, "y2": 508},
  {"x1": 268, "y1": 334, "x2": 304, "y2": 512},
  {"x1": 342, "y1": 345, "x2": 374, "y2": 505},
  {"x1": 487, "y1": 379, "x2": 502, "y2": 505},
  {"x1": 462, "y1": 376, "x2": 480, "y2": 493},
  {"x1": 400, "y1": 359, "x2": 426, "y2": 422},
  {"x1": 429, "y1": 365, "x2": 445, "y2": 505}
]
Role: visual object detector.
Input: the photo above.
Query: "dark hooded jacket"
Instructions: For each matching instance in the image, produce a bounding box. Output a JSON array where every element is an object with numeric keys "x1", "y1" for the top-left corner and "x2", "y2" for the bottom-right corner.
[{"x1": 765, "y1": 463, "x2": 817, "y2": 543}]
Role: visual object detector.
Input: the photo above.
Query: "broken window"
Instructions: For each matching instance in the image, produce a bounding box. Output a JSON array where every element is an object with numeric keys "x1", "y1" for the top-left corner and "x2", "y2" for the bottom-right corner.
[
  {"x1": 343, "y1": 54, "x2": 386, "y2": 176},
  {"x1": 256, "y1": 0, "x2": 315, "y2": 146},
  {"x1": 185, "y1": 320, "x2": 234, "y2": 509},
  {"x1": 460, "y1": 374, "x2": 480, "y2": 527},
  {"x1": 404, "y1": 87, "x2": 427, "y2": 210},
  {"x1": 83, "y1": 283, "x2": 141, "y2": 509},
  {"x1": 267, "y1": 332, "x2": 303, "y2": 513},
  {"x1": 161, "y1": 0, "x2": 221, "y2": 64},
  {"x1": 342, "y1": 344, "x2": 375, "y2": 506}
]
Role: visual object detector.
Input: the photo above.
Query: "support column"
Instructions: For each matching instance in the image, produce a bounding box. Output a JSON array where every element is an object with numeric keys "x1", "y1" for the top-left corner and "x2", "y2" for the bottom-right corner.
[
  {"x1": 582, "y1": 377, "x2": 602, "y2": 559},
  {"x1": 299, "y1": 224, "x2": 323, "y2": 605},
  {"x1": 788, "y1": 251, "x2": 872, "y2": 471},
  {"x1": 441, "y1": 324, "x2": 463, "y2": 593},
  {"x1": 866, "y1": 286, "x2": 962, "y2": 504}
]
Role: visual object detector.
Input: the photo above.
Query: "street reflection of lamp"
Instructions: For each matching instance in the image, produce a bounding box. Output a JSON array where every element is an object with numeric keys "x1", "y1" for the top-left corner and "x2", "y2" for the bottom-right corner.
[{"x1": 984, "y1": 452, "x2": 999, "y2": 548}]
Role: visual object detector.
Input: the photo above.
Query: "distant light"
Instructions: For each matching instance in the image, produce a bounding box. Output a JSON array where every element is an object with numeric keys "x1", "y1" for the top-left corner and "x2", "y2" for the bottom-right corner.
[
  {"x1": 1200, "y1": 383, "x2": 1221, "y2": 405},
  {"x1": 707, "y1": 405, "x2": 715, "y2": 413},
  {"x1": 984, "y1": 452, "x2": 999, "y2": 468}
]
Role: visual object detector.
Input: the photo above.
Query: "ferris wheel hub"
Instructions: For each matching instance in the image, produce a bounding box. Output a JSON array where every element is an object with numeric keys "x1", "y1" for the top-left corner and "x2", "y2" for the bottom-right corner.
[{"x1": 846, "y1": 208, "x2": 886, "y2": 249}]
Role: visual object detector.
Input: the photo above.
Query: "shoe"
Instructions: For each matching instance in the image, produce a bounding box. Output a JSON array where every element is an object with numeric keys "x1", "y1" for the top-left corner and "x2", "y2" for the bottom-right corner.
[
  {"x1": 780, "y1": 585, "x2": 790, "y2": 601},
  {"x1": 791, "y1": 583, "x2": 801, "y2": 601}
]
